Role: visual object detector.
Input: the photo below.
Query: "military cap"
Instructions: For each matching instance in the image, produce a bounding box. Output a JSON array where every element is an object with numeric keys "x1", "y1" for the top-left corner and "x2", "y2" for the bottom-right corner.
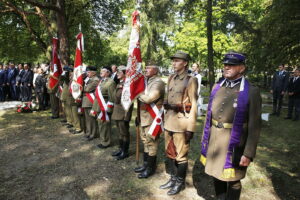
[
  {"x1": 118, "y1": 65, "x2": 127, "y2": 71},
  {"x1": 223, "y1": 52, "x2": 246, "y2": 65},
  {"x1": 102, "y1": 66, "x2": 112, "y2": 73},
  {"x1": 170, "y1": 51, "x2": 191, "y2": 61},
  {"x1": 86, "y1": 66, "x2": 97, "y2": 72}
]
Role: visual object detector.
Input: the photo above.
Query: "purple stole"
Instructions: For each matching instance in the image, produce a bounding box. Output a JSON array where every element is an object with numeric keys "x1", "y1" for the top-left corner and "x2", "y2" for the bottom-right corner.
[{"x1": 200, "y1": 77, "x2": 249, "y2": 178}]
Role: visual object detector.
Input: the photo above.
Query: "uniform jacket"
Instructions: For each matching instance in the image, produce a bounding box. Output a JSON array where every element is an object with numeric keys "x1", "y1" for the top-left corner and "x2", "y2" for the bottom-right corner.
[
  {"x1": 138, "y1": 75, "x2": 165, "y2": 127},
  {"x1": 7, "y1": 68, "x2": 18, "y2": 84},
  {"x1": 111, "y1": 81, "x2": 133, "y2": 121},
  {"x1": 287, "y1": 76, "x2": 300, "y2": 98},
  {"x1": 21, "y1": 70, "x2": 33, "y2": 85},
  {"x1": 92, "y1": 77, "x2": 116, "y2": 113},
  {"x1": 164, "y1": 71, "x2": 198, "y2": 132},
  {"x1": 271, "y1": 70, "x2": 289, "y2": 92},
  {"x1": 203, "y1": 79, "x2": 261, "y2": 181},
  {"x1": 82, "y1": 75, "x2": 100, "y2": 108}
]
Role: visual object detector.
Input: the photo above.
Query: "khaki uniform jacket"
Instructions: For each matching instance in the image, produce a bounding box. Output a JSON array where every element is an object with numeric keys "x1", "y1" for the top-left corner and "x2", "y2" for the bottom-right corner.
[
  {"x1": 92, "y1": 77, "x2": 116, "y2": 113},
  {"x1": 61, "y1": 81, "x2": 69, "y2": 102},
  {"x1": 82, "y1": 76, "x2": 100, "y2": 108},
  {"x1": 204, "y1": 81, "x2": 262, "y2": 181},
  {"x1": 139, "y1": 75, "x2": 165, "y2": 127},
  {"x1": 164, "y1": 71, "x2": 198, "y2": 132},
  {"x1": 111, "y1": 81, "x2": 133, "y2": 121}
]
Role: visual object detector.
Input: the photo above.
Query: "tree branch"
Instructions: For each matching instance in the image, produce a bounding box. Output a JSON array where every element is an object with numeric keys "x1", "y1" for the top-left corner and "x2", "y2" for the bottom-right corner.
[{"x1": 23, "y1": 0, "x2": 60, "y2": 12}]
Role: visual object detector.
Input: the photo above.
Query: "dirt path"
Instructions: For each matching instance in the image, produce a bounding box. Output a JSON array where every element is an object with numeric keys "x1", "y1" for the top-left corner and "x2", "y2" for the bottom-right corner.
[
  {"x1": 0, "y1": 110, "x2": 203, "y2": 200},
  {"x1": 1, "y1": 107, "x2": 296, "y2": 200}
]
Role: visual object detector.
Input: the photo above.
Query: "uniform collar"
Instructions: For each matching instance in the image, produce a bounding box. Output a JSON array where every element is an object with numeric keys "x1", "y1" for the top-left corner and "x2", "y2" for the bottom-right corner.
[
  {"x1": 175, "y1": 70, "x2": 188, "y2": 80},
  {"x1": 222, "y1": 76, "x2": 243, "y2": 88},
  {"x1": 147, "y1": 75, "x2": 157, "y2": 82}
]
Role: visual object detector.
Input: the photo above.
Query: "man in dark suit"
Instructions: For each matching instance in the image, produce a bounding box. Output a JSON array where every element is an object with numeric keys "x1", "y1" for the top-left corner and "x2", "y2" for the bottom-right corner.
[
  {"x1": 110, "y1": 64, "x2": 119, "y2": 84},
  {"x1": 270, "y1": 64, "x2": 289, "y2": 116},
  {"x1": 285, "y1": 69, "x2": 300, "y2": 121},
  {"x1": 7, "y1": 62, "x2": 18, "y2": 100},
  {"x1": 0, "y1": 64, "x2": 7, "y2": 101},
  {"x1": 21, "y1": 63, "x2": 33, "y2": 102},
  {"x1": 16, "y1": 63, "x2": 25, "y2": 101}
]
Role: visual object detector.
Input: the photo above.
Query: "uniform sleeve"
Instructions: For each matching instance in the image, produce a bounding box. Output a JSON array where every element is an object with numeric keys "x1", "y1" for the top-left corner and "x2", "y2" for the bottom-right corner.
[
  {"x1": 243, "y1": 87, "x2": 262, "y2": 159},
  {"x1": 108, "y1": 80, "x2": 116, "y2": 103},
  {"x1": 186, "y1": 77, "x2": 199, "y2": 132},
  {"x1": 84, "y1": 78, "x2": 99, "y2": 93},
  {"x1": 139, "y1": 80, "x2": 165, "y2": 104}
]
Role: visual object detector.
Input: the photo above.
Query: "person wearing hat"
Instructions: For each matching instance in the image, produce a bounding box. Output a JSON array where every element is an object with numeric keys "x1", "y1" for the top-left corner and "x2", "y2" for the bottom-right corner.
[
  {"x1": 199, "y1": 52, "x2": 262, "y2": 200},
  {"x1": 81, "y1": 66, "x2": 100, "y2": 139},
  {"x1": 134, "y1": 64, "x2": 165, "y2": 178},
  {"x1": 160, "y1": 51, "x2": 198, "y2": 195},
  {"x1": 111, "y1": 65, "x2": 133, "y2": 160},
  {"x1": 92, "y1": 66, "x2": 116, "y2": 148},
  {"x1": 60, "y1": 66, "x2": 73, "y2": 126}
]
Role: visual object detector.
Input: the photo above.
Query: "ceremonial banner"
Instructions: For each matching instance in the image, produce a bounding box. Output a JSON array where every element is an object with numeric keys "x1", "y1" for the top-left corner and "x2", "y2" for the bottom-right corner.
[
  {"x1": 121, "y1": 10, "x2": 145, "y2": 111},
  {"x1": 71, "y1": 32, "x2": 84, "y2": 100},
  {"x1": 48, "y1": 37, "x2": 62, "y2": 91}
]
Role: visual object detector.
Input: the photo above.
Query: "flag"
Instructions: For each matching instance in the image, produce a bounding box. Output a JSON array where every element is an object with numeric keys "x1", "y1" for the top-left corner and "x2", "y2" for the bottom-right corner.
[
  {"x1": 48, "y1": 37, "x2": 62, "y2": 91},
  {"x1": 121, "y1": 10, "x2": 145, "y2": 111},
  {"x1": 71, "y1": 32, "x2": 84, "y2": 100}
]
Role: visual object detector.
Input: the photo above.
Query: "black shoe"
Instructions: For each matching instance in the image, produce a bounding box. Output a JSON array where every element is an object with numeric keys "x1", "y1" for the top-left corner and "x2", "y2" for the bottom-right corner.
[
  {"x1": 159, "y1": 175, "x2": 177, "y2": 189},
  {"x1": 138, "y1": 156, "x2": 156, "y2": 178},
  {"x1": 167, "y1": 177, "x2": 185, "y2": 195},
  {"x1": 112, "y1": 140, "x2": 124, "y2": 157},
  {"x1": 112, "y1": 149, "x2": 122, "y2": 157},
  {"x1": 97, "y1": 144, "x2": 109, "y2": 149},
  {"x1": 134, "y1": 152, "x2": 148, "y2": 173},
  {"x1": 87, "y1": 137, "x2": 94, "y2": 141},
  {"x1": 69, "y1": 129, "x2": 75, "y2": 133},
  {"x1": 284, "y1": 116, "x2": 292, "y2": 119},
  {"x1": 66, "y1": 125, "x2": 73, "y2": 129},
  {"x1": 73, "y1": 130, "x2": 82, "y2": 134},
  {"x1": 85, "y1": 135, "x2": 90, "y2": 138},
  {"x1": 51, "y1": 116, "x2": 59, "y2": 119},
  {"x1": 60, "y1": 119, "x2": 67, "y2": 123},
  {"x1": 166, "y1": 162, "x2": 188, "y2": 195},
  {"x1": 116, "y1": 141, "x2": 129, "y2": 160}
]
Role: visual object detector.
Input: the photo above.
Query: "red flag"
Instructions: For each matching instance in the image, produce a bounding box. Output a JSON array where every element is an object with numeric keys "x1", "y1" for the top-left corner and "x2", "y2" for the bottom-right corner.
[
  {"x1": 71, "y1": 32, "x2": 84, "y2": 99},
  {"x1": 48, "y1": 37, "x2": 62, "y2": 90},
  {"x1": 121, "y1": 10, "x2": 145, "y2": 111}
]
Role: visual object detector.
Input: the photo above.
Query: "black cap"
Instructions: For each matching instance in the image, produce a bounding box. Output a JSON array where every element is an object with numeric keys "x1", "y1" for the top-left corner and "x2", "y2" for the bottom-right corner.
[
  {"x1": 102, "y1": 66, "x2": 112, "y2": 73},
  {"x1": 223, "y1": 52, "x2": 246, "y2": 65},
  {"x1": 170, "y1": 51, "x2": 191, "y2": 61},
  {"x1": 86, "y1": 66, "x2": 97, "y2": 72}
]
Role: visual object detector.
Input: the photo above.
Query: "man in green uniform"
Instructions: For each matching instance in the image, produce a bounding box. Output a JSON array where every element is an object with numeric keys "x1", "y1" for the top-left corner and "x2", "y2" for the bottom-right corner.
[
  {"x1": 60, "y1": 66, "x2": 73, "y2": 127},
  {"x1": 82, "y1": 66, "x2": 100, "y2": 140},
  {"x1": 134, "y1": 64, "x2": 165, "y2": 178},
  {"x1": 92, "y1": 66, "x2": 116, "y2": 148},
  {"x1": 111, "y1": 65, "x2": 133, "y2": 160},
  {"x1": 160, "y1": 51, "x2": 198, "y2": 195},
  {"x1": 200, "y1": 52, "x2": 262, "y2": 200}
]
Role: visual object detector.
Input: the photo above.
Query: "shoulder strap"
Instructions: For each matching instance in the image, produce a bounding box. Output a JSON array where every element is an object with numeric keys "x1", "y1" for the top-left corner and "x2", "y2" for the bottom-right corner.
[{"x1": 182, "y1": 75, "x2": 192, "y2": 104}]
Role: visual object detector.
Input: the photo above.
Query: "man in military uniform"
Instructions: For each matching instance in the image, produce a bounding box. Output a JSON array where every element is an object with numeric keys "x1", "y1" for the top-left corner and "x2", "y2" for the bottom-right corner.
[
  {"x1": 160, "y1": 51, "x2": 198, "y2": 195},
  {"x1": 48, "y1": 65, "x2": 60, "y2": 119},
  {"x1": 92, "y1": 66, "x2": 116, "y2": 148},
  {"x1": 134, "y1": 64, "x2": 165, "y2": 178},
  {"x1": 200, "y1": 52, "x2": 262, "y2": 200},
  {"x1": 111, "y1": 65, "x2": 133, "y2": 160},
  {"x1": 60, "y1": 66, "x2": 73, "y2": 126},
  {"x1": 270, "y1": 64, "x2": 289, "y2": 116},
  {"x1": 82, "y1": 66, "x2": 100, "y2": 140}
]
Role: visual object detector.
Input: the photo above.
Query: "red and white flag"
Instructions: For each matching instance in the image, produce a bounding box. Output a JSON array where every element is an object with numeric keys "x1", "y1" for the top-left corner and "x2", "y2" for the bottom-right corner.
[
  {"x1": 121, "y1": 10, "x2": 145, "y2": 111},
  {"x1": 71, "y1": 32, "x2": 84, "y2": 100},
  {"x1": 48, "y1": 37, "x2": 62, "y2": 91}
]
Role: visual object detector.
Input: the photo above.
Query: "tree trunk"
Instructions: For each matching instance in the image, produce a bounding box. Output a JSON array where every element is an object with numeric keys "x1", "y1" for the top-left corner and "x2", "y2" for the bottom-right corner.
[
  {"x1": 56, "y1": 0, "x2": 69, "y2": 65},
  {"x1": 206, "y1": 0, "x2": 215, "y2": 90}
]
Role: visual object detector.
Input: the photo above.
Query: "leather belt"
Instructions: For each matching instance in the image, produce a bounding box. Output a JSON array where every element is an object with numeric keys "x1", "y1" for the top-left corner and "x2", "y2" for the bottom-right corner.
[
  {"x1": 212, "y1": 119, "x2": 247, "y2": 129},
  {"x1": 140, "y1": 104, "x2": 163, "y2": 111}
]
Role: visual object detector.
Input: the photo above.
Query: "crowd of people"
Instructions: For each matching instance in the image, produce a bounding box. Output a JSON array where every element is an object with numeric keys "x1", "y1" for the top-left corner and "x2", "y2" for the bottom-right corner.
[
  {"x1": 0, "y1": 62, "x2": 50, "y2": 109},
  {"x1": 1, "y1": 51, "x2": 299, "y2": 199}
]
